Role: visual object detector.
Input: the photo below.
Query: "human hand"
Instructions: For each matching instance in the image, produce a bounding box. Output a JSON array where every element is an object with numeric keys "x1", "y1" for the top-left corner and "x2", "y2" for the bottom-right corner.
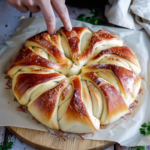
[{"x1": 6, "y1": 0, "x2": 72, "y2": 35}]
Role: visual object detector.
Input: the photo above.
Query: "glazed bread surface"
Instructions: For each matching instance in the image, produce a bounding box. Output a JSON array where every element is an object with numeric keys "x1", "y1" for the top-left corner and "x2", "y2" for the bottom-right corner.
[{"x1": 7, "y1": 27, "x2": 141, "y2": 133}]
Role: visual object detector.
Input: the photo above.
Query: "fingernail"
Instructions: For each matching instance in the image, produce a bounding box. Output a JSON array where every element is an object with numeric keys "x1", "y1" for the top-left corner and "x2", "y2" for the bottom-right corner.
[{"x1": 68, "y1": 23, "x2": 72, "y2": 31}]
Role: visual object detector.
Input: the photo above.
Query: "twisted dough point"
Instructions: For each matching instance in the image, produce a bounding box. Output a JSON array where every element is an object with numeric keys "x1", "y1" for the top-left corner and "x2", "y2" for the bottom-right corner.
[{"x1": 7, "y1": 27, "x2": 141, "y2": 133}]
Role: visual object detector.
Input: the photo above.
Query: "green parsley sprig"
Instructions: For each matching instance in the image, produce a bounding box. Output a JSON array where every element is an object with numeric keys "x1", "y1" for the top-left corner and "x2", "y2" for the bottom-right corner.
[
  {"x1": 0, "y1": 141, "x2": 13, "y2": 150},
  {"x1": 139, "y1": 122, "x2": 150, "y2": 135},
  {"x1": 131, "y1": 146, "x2": 146, "y2": 150},
  {"x1": 130, "y1": 122, "x2": 150, "y2": 150},
  {"x1": 77, "y1": 8, "x2": 105, "y2": 25}
]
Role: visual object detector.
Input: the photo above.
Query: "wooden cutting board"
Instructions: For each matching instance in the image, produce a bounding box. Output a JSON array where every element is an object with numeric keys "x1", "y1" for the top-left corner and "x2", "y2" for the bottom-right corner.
[{"x1": 7, "y1": 127, "x2": 115, "y2": 150}]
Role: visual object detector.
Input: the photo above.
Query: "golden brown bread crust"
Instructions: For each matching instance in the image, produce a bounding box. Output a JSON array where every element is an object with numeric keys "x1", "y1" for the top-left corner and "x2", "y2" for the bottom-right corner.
[
  {"x1": 58, "y1": 76, "x2": 100, "y2": 133},
  {"x1": 96, "y1": 30, "x2": 120, "y2": 40},
  {"x1": 100, "y1": 82, "x2": 129, "y2": 124},
  {"x1": 82, "y1": 64, "x2": 141, "y2": 105},
  {"x1": 78, "y1": 30, "x2": 122, "y2": 61},
  {"x1": 7, "y1": 46, "x2": 68, "y2": 77},
  {"x1": 59, "y1": 28, "x2": 123, "y2": 66},
  {"x1": 14, "y1": 72, "x2": 63, "y2": 100},
  {"x1": 60, "y1": 84, "x2": 72, "y2": 101},
  {"x1": 92, "y1": 46, "x2": 137, "y2": 63},
  {"x1": 66, "y1": 76, "x2": 89, "y2": 118},
  {"x1": 8, "y1": 46, "x2": 65, "y2": 70},
  {"x1": 12, "y1": 70, "x2": 65, "y2": 105},
  {"x1": 7, "y1": 27, "x2": 141, "y2": 133},
  {"x1": 59, "y1": 27, "x2": 86, "y2": 57},
  {"x1": 77, "y1": 33, "x2": 102, "y2": 61},
  {"x1": 58, "y1": 27, "x2": 92, "y2": 61},
  {"x1": 81, "y1": 72, "x2": 129, "y2": 124},
  {"x1": 90, "y1": 46, "x2": 140, "y2": 68},
  {"x1": 26, "y1": 32, "x2": 70, "y2": 64},
  {"x1": 29, "y1": 80, "x2": 69, "y2": 123}
]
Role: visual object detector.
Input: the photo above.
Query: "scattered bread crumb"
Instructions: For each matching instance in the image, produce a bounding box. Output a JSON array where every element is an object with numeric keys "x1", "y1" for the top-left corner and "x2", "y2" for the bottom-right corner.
[
  {"x1": 139, "y1": 75, "x2": 145, "y2": 80},
  {"x1": 20, "y1": 16, "x2": 25, "y2": 19}
]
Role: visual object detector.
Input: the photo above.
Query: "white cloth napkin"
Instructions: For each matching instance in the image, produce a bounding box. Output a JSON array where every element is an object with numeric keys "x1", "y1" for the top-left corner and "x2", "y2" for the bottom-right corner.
[{"x1": 105, "y1": 0, "x2": 150, "y2": 36}]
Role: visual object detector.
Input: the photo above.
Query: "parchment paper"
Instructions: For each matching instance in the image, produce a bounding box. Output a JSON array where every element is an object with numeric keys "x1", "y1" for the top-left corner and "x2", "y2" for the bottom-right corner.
[{"x1": 0, "y1": 17, "x2": 150, "y2": 146}]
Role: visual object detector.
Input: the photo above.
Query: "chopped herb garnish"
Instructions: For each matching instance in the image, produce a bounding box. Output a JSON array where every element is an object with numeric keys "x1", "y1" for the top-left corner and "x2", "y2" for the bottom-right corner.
[
  {"x1": 77, "y1": 8, "x2": 105, "y2": 25},
  {"x1": 89, "y1": 8, "x2": 95, "y2": 14},
  {"x1": 130, "y1": 122, "x2": 150, "y2": 150},
  {"x1": 139, "y1": 122, "x2": 150, "y2": 135},
  {"x1": 0, "y1": 141, "x2": 13, "y2": 150},
  {"x1": 131, "y1": 146, "x2": 146, "y2": 150}
]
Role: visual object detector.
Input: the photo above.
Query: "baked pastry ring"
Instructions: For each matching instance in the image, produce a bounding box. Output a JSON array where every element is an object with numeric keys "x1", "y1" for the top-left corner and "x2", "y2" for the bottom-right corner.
[{"x1": 7, "y1": 27, "x2": 141, "y2": 133}]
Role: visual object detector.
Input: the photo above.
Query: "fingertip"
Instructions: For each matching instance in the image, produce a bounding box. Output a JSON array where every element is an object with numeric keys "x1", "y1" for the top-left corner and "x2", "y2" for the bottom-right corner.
[
  {"x1": 67, "y1": 23, "x2": 72, "y2": 31},
  {"x1": 64, "y1": 23, "x2": 72, "y2": 31},
  {"x1": 51, "y1": 0, "x2": 72, "y2": 32},
  {"x1": 46, "y1": 21, "x2": 55, "y2": 35},
  {"x1": 48, "y1": 28, "x2": 55, "y2": 35},
  {"x1": 39, "y1": 1, "x2": 55, "y2": 35},
  {"x1": 48, "y1": 30, "x2": 55, "y2": 35}
]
